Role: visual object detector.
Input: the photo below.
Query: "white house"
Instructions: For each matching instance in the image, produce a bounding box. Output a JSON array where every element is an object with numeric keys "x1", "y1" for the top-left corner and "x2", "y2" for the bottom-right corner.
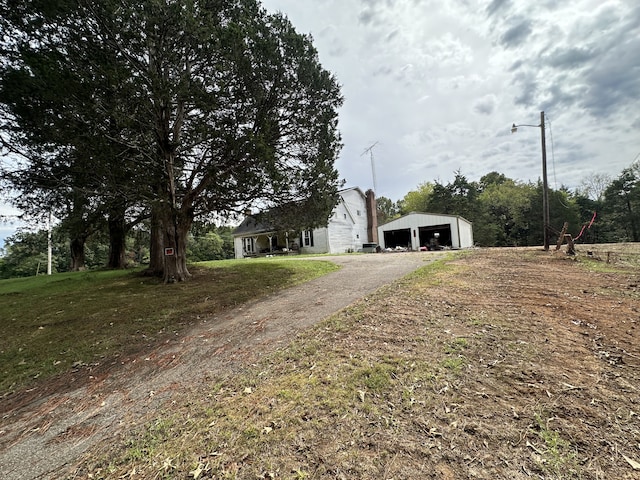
[
  {"x1": 377, "y1": 212, "x2": 474, "y2": 250},
  {"x1": 232, "y1": 187, "x2": 378, "y2": 258}
]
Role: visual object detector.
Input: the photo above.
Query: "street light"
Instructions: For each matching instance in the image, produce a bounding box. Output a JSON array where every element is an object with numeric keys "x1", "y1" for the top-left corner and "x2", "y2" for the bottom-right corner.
[{"x1": 512, "y1": 111, "x2": 550, "y2": 251}]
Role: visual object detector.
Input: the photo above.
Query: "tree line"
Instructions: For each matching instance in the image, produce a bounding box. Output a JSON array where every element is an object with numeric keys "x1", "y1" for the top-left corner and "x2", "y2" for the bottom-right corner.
[
  {"x1": 0, "y1": 222, "x2": 236, "y2": 279},
  {"x1": 0, "y1": 0, "x2": 343, "y2": 282},
  {"x1": 377, "y1": 166, "x2": 640, "y2": 248},
  {"x1": 2, "y1": 2, "x2": 637, "y2": 279},
  {"x1": 3, "y1": 163, "x2": 637, "y2": 279}
]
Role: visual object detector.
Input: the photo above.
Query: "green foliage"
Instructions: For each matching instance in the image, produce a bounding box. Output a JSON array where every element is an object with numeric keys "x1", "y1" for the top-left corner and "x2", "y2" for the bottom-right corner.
[
  {"x1": 1, "y1": 0, "x2": 344, "y2": 280},
  {"x1": 0, "y1": 227, "x2": 132, "y2": 279},
  {"x1": 389, "y1": 167, "x2": 635, "y2": 248},
  {"x1": 398, "y1": 182, "x2": 433, "y2": 215},
  {"x1": 376, "y1": 195, "x2": 400, "y2": 223},
  {"x1": 602, "y1": 165, "x2": 640, "y2": 242},
  {"x1": 479, "y1": 178, "x2": 535, "y2": 246},
  {"x1": 0, "y1": 230, "x2": 61, "y2": 278},
  {"x1": 187, "y1": 232, "x2": 225, "y2": 262}
]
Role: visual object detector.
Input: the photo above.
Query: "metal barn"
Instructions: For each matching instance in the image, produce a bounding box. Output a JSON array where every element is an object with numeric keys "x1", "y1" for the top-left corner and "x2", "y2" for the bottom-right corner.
[{"x1": 377, "y1": 212, "x2": 474, "y2": 251}]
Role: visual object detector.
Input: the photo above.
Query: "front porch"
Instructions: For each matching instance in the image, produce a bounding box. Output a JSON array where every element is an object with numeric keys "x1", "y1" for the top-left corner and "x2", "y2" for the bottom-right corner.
[{"x1": 235, "y1": 232, "x2": 300, "y2": 259}]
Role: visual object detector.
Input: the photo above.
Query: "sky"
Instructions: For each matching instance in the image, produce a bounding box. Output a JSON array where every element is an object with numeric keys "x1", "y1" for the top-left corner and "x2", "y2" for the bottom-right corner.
[
  {"x1": 260, "y1": 0, "x2": 640, "y2": 201},
  {"x1": 2, "y1": 0, "x2": 640, "y2": 249}
]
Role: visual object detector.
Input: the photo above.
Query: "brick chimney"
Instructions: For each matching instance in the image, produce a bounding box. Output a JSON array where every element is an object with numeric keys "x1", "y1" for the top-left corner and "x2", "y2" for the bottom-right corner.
[{"x1": 365, "y1": 189, "x2": 378, "y2": 243}]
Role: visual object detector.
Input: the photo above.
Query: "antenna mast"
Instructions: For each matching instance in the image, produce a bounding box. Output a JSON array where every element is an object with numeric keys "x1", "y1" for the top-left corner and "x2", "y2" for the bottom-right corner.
[{"x1": 361, "y1": 141, "x2": 379, "y2": 192}]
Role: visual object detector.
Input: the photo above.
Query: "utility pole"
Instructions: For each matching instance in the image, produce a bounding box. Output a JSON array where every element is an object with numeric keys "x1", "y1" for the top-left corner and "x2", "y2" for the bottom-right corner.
[
  {"x1": 540, "y1": 111, "x2": 550, "y2": 251},
  {"x1": 361, "y1": 142, "x2": 379, "y2": 193},
  {"x1": 47, "y1": 210, "x2": 52, "y2": 275},
  {"x1": 511, "y1": 111, "x2": 550, "y2": 251}
]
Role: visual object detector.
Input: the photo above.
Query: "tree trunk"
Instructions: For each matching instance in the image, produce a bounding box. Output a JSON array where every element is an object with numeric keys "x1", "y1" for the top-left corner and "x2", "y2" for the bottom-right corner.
[
  {"x1": 107, "y1": 205, "x2": 127, "y2": 269},
  {"x1": 160, "y1": 213, "x2": 192, "y2": 283},
  {"x1": 69, "y1": 236, "x2": 86, "y2": 271},
  {"x1": 147, "y1": 202, "x2": 193, "y2": 282},
  {"x1": 147, "y1": 205, "x2": 166, "y2": 277}
]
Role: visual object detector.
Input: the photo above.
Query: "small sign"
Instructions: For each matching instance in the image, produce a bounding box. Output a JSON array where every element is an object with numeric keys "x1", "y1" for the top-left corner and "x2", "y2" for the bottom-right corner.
[{"x1": 164, "y1": 248, "x2": 175, "y2": 256}]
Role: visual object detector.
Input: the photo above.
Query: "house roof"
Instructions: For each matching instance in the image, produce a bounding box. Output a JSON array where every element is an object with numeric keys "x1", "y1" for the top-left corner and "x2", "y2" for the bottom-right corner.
[
  {"x1": 232, "y1": 187, "x2": 368, "y2": 237},
  {"x1": 232, "y1": 216, "x2": 275, "y2": 236},
  {"x1": 379, "y1": 211, "x2": 472, "y2": 228},
  {"x1": 340, "y1": 186, "x2": 367, "y2": 198}
]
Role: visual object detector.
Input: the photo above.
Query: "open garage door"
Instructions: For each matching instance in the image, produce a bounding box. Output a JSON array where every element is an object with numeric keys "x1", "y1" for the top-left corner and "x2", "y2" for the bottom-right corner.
[
  {"x1": 383, "y1": 228, "x2": 411, "y2": 249},
  {"x1": 419, "y1": 224, "x2": 452, "y2": 249}
]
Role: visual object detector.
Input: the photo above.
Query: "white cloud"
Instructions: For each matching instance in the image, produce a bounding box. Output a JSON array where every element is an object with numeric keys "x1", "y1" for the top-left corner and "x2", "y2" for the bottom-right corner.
[
  {"x1": 262, "y1": 0, "x2": 640, "y2": 201},
  {"x1": 2, "y1": 0, "x2": 637, "y2": 245}
]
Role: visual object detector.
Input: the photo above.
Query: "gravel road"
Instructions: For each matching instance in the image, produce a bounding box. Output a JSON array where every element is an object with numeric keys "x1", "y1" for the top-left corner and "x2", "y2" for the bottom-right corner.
[{"x1": 0, "y1": 252, "x2": 441, "y2": 480}]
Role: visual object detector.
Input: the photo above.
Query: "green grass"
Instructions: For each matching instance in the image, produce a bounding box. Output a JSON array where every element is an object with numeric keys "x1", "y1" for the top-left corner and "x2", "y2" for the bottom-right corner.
[
  {"x1": 576, "y1": 257, "x2": 625, "y2": 273},
  {"x1": 0, "y1": 258, "x2": 339, "y2": 395}
]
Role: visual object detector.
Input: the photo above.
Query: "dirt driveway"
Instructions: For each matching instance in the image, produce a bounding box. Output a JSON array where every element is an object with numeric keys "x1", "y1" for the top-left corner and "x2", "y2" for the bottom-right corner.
[{"x1": 0, "y1": 252, "x2": 440, "y2": 480}]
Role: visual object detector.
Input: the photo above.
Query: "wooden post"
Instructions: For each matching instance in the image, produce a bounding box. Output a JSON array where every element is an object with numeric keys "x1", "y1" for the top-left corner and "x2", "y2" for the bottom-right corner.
[
  {"x1": 565, "y1": 234, "x2": 575, "y2": 255},
  {"x1": 556, "y1": 222, "x2": 568, "y2": 251},
  {"x1": 555, "y1": 221, "x2": 575, "y2": 255}
]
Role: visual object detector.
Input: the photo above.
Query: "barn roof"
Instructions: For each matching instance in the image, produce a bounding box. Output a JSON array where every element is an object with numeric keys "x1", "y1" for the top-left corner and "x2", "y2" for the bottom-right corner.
[{"x1": 379, "y1": 212, "x2": 472, "y2": 228}]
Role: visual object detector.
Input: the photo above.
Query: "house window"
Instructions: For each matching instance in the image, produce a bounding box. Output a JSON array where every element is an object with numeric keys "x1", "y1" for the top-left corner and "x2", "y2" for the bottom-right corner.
[
  {"x1": 243, "y1": 237, "x2": 255, "y2": 254},
  {"x1": 343, "y1": 213, "x2": 347, "y2": 219},
  {"x1": 301, "y1": 230, "x2": 314, "y2": 247},
  {"x1": 357, "y1": 210, "x2": 361, "y2": 216}
]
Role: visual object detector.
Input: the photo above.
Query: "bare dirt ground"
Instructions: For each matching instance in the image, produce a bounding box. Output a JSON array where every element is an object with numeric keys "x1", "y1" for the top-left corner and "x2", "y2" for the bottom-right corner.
[
  {"x1": 1, "y1": 247, "x2": 639, "y2": 479},
  {"x1": 0, "y1": 253, "x2": 435, "y2": 480}
]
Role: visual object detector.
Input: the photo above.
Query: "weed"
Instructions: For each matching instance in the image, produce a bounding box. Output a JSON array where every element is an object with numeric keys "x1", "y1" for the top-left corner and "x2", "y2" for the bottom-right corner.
[
  {"x1": 355, "y1": 363, "x2": 394, "y2": 391},
  {"x1": 440, "y1": 357, "x2": 465, "y2": 373},
  {"x1": 293, "y1": 468, "x2": 310, "y2": 479},
  {"x1": 531, "y1": 411, "x2": 580, "y2": 477},
  {"x1": 444, "y1": 337, "x2": 468, "y2": 353}
]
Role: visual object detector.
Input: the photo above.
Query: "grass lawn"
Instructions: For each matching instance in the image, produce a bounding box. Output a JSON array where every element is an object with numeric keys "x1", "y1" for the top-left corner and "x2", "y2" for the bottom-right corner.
[{"x1": 0, "y1": 258, "x2": 339, "y2": 395}]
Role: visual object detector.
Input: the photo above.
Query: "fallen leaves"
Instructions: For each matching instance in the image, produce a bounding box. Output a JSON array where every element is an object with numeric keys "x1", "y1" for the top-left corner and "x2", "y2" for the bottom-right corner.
[{"x1": 622, "y1": 454, "x2": 640, "y2": 470}]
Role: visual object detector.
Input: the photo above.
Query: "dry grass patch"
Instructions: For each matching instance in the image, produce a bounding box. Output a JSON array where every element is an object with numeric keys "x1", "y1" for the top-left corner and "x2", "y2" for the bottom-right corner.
[{"x1": 74, "y1": 247, "x2": 640, "y2": 479}]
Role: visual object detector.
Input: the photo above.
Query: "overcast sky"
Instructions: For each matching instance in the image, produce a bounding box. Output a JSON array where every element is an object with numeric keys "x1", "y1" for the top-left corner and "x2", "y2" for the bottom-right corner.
[
  {"x1": 262, "y1": 0, "x2": 640, "y2": 202},
  {"x1": 2, "y1": 0, "x2": 639, "y2": 248}
]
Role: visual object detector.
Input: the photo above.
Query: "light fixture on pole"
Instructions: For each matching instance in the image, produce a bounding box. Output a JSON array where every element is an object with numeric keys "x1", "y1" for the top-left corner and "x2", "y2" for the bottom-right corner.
[{"x1": 511, "y1": 111, "x2": 550, "y2": 251}]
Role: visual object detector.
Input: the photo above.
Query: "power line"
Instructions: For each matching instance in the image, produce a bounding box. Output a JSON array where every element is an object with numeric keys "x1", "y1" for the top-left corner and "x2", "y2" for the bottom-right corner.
[{"x1": 546, "y1": 114, "x2": 571, "y2": 209}]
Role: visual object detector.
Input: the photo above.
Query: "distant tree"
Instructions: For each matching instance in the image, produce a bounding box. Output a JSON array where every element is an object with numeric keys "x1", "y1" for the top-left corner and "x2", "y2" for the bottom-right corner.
[
  {"x1": 425, "y1": 172, "x2": 478, "y2": 217},
  {"x1": 602, "y1": 166, "x2": 640, "y2": 242},
  {"x1": 376, "y1": 196, "x2": 399, "y2": 224},
  {"x1": 577, "y1": 173, "x2": 612, "y2": 201},
  {"x1": 0, "y1": 230, "x2": 51, "y2": 278},
  {"x1": 187, "y1": 232, "x2": 225, "y2": 262},
  {"x1": 398, "y1": 182, "x2": 433, "y2": 215},
  {"x1": 216, "y1": 226, "x2": 236, "y2": 260},
  {"x1": 479, "y1": 179, "x2": 534, "y2": 246},
  {"x1": 423, "y1": 171, "x2": 495, "y2": 245},
  {"x1": 547, "y1": 186, "x2": 582, "y2": 243},
  {"x1": 479, "y1": 171, "x2": 509, "y2": 190},
  {"x1": 571, "y1": 192, "x2": 602, "y2": 244}
]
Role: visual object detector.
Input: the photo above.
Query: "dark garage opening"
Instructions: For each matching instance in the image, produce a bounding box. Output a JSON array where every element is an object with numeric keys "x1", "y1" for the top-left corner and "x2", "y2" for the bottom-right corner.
[
  {"x1": 419, "y1": 224, "x2": 452, "y2": 249},
  {"x1": 383, "y1": 228, "x2": 411, "y2": 249}
]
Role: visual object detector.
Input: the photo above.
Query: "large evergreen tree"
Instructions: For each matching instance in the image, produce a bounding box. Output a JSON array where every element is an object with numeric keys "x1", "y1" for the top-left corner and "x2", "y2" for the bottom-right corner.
[
  {"x1": 1, "y1": 0, "x2": 343, "y2": 282},
  {"x1": 0, "y1": 0, "x2": 149, "y2": 270}
]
